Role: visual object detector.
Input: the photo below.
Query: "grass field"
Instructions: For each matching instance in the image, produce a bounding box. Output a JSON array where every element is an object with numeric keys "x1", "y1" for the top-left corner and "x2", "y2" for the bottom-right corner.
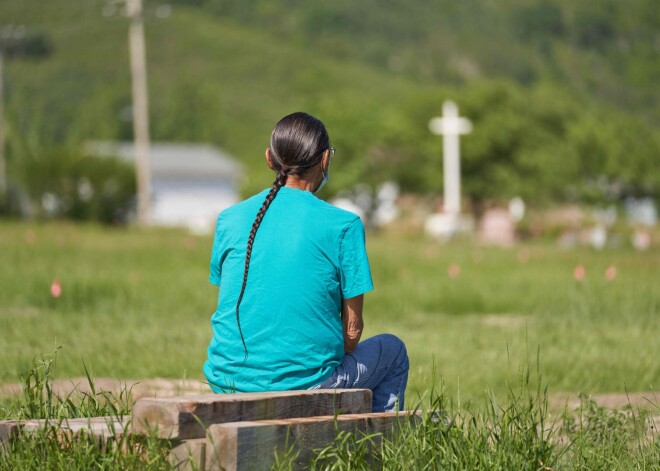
[
  {"x1": 1, "y1": 220, "x2": 658, "y2": 406},
  {"x1": 1, "y1": 220, "x2": 659, "y2": 469}
]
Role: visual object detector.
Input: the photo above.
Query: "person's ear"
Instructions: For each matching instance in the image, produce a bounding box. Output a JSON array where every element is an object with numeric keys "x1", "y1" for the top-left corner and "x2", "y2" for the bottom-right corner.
[
  {"x1": 265, "y1": 148, "x2": 275, "y2": 170},
  {"x1": 322, "y1": 149, "x2": 330, "y2": 173}
]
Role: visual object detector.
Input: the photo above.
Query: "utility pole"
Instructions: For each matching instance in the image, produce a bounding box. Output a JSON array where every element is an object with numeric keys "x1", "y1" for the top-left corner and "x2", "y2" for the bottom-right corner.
[{"x1": 126, "y1": 0, "x2": 152, "y2": 226}]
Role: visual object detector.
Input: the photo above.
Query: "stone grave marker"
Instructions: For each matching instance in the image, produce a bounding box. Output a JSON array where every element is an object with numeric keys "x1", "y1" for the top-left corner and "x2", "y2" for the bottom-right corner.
[{"x1": 478, "y1": 208, "x2": 515, "y2": 247}]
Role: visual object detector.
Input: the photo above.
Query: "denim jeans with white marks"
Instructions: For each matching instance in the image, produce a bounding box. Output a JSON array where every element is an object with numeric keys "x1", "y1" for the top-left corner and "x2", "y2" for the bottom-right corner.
[{"x1": 310, "y1": 334, "x2": 409, "y2": 412}]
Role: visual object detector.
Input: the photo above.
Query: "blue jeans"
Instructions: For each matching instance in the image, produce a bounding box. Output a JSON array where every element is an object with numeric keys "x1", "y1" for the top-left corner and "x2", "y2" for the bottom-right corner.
[{"x1": 311, "y1": 334, "x2": 409, "y2": 412}]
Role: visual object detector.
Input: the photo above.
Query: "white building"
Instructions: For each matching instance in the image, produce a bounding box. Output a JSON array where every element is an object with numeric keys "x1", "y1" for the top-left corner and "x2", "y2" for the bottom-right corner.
[{"x1": 89, "y1": 141, "x2": 244, "y2": 233}]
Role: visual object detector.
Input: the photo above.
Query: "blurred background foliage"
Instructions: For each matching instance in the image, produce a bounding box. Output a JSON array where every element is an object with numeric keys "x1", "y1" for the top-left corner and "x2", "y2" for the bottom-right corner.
[
  {"x1": 17, "y1": 147, "x2": 135, "y2": 223},
  {"x1": 0, "y1": 0, "x2": 658, "y2": 220}
]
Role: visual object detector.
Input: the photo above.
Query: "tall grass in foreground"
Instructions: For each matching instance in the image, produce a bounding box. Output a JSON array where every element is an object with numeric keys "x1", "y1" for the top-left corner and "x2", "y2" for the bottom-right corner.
[
  {"x1": 0, "y1": 348, "x2": 131, "y2": 421},
  {"x1": 2, "y1": 351, "x2": 658, "y2": 470},
  {"x1": 1, "y1": 430, "x2": 172, "y2": 470},
  {"x1": 289, "y1": 374, "x2": 660, "y2": 470},
  {"x1": 0, "y1": 351, "x2": 171, "y2": 470}
]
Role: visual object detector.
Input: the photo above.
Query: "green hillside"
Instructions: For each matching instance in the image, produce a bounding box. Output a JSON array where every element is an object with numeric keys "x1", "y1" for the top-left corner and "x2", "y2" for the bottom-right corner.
[
  {"x1": 1, "y1": 0, "x2": 658, "y2": 206},
  {"x1": 1, "y1": 0, "x2": 433, "y2": 193},
  {"x1": 195, "y1": 0, "x2": 660, "y2": 122}
]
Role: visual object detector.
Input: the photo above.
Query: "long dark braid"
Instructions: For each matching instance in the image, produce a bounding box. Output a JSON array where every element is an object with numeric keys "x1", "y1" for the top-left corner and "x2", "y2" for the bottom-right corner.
[
  {"x1": 234, "y1": 112, "x2": 329, "y2": 360},
  {"x1": 235, "y1": 170, "x2": 288, "y2": 359}
]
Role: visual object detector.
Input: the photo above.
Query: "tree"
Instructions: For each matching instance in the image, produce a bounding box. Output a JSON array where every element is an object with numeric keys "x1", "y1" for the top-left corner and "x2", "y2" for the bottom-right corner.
[{"x1": 0, "y1": 25, "x2": 52, "y2": 213}]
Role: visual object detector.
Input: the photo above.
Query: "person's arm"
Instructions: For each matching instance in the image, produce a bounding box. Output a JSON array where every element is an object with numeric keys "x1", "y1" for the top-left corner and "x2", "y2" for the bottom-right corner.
[{"x1": 342, "y1": 295, "x2": 364, "y2": 354}]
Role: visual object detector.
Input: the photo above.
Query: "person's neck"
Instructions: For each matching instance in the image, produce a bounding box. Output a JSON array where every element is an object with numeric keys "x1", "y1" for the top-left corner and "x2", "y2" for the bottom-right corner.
[{"x1": 284, "y1": 174, "x2": 317, "y2": 192}]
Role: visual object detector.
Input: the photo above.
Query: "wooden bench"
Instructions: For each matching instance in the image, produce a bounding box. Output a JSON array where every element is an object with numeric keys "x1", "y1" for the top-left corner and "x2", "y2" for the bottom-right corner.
[{"x1": 2, "y1": 389, "x2": 421, "y2": 470}]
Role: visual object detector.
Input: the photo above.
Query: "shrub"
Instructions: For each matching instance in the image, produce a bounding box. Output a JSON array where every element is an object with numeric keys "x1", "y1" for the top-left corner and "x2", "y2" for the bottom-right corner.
[{"x1": 17, "y1": 147, "x2": 135, "y2": 224}]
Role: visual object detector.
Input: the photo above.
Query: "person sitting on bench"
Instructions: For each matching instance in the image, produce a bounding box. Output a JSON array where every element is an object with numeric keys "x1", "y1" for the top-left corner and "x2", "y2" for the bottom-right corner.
[{"x1": 203, "y1": 112, "x2": 409, "y2": 412}]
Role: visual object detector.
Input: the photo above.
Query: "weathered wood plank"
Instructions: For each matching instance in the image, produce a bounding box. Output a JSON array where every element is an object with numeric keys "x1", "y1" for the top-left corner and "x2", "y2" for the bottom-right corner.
[
  {"x1": 1, "y1": 416, "x2": 126, "y2": 436},
  {"x1": 0, "y1": 416, "x2": 128, "y2": 452},
  {"x1": 206, "y1": 411, "x2": 422, "y2": 471},
  {"x1": 19, "y1": 416, "x2": 128, "y2": 438},
  {"x1": 169, "y1": 438, "x2": 207, "y2": 471},
  {"x1": 0, "y1": 420, "x2": 20, "y2": 451},
  {"x1": 131, "y1": 389, "x2": 372, "y2": 440}
]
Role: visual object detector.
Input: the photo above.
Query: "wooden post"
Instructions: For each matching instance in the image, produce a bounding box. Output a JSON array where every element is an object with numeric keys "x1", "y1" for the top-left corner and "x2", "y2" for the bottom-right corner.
[{"x1": 126, "y1": 0, "x2": 152, "y2": 226}]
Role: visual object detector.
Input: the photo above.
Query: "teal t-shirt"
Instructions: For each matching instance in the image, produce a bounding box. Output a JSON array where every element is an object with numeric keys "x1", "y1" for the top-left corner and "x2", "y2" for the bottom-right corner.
[{"x1": 203, "y1": 187, "x2": 374, "y2": 393}]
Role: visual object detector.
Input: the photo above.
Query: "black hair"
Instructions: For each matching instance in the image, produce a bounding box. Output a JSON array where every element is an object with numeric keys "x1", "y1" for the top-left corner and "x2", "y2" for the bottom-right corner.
[{"x1": 234, "y1": 112, "x2": 330, "y2": 359}]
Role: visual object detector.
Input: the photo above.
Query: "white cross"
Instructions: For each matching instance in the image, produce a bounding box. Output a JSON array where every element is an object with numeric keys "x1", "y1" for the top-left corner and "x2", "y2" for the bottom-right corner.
[{"x1": 428, "y1": 100, "x2": 472, "y2": 215}]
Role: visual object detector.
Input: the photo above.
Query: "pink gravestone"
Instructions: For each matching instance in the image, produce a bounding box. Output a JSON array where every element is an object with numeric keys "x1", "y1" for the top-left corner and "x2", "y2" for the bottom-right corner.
[{"x1": 478, "y1": 208, "x2": 516, "y2": 247}]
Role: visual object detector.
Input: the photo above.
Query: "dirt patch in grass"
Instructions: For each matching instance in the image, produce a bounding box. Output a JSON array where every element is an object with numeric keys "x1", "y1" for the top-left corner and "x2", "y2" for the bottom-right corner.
[
  {"x1": 549, "y1": 391, "x2": 660, "y2": 411},
  {"x1": 0, "y1": 377, "x2": 210, "y2": 401},
  {"x1": 3, "y1": 377, "x2": 656, "y2": 412},
  {"x1": 0, "y1": 307, "x2": 43, "y2": 318},
  {"x1": 480, "y1": 314, "x2": 530, "y2": 327},
  {"x1": 550, "y1": 392, "x2": 660, "y2": 441}
]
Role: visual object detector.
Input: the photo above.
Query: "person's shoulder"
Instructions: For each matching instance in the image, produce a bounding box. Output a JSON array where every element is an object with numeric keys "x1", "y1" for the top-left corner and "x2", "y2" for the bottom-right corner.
[
  {"x1": 313, "y1": 197, "x2": 362, "y2": 227},
  {"x1": 217, "y1": 189, "x2": 270, "y2": 221}
]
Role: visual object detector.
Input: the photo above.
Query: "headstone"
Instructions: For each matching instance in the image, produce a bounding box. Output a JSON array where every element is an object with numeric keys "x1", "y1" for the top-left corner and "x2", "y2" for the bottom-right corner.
[
  {"x1": 331, "y1": 182, "x2": 400, "y2": 228},
  {"x1": 330, "y1": 184, "x2": 373, "y2": 223},
  {"x1": 428, "y1": 100, "x2": 472, "y2": 215},
  {"x1": 425, "y1": 213, "x2": 456, "y2": 240},
  {"x1": 625, "y1": 197, "x2": 657, "y2": 227},
  {"x1": 597, "y1": 206, "x2": 618, "y2": 227},
  {"x1": 352, "y1": 184, "x2": 373, "y2": 215},
  {"x1": 425, "y1": 212, "x2": 475, "y2": 241},
  {"x1": 478, "y1": 208, "x2": 515, "y2": 247},
  {"x1": 632, "y1": 229, "x2": 651, "y2": 251},
  {"x1": 508, "y1": 197, "x2": 525, "y2": 222},
  {"x1": 330, "y1": 197, "x2": 365, "y2": 221},
  {"x1": 426, "y1": 100, "x2": 472, "y2": 239},
  {"x1": 372, "y1": 181, "x2": 400, "y2": 227},
  {"x1": 41, "y1": 192, "x2": 61, "y2": 217},
  {"x1": 589, "y1": 224, "x2": 607, "y2": 250},
  {"x1": 558, "y1": 230, "x2": 579, "y2": 249}
]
